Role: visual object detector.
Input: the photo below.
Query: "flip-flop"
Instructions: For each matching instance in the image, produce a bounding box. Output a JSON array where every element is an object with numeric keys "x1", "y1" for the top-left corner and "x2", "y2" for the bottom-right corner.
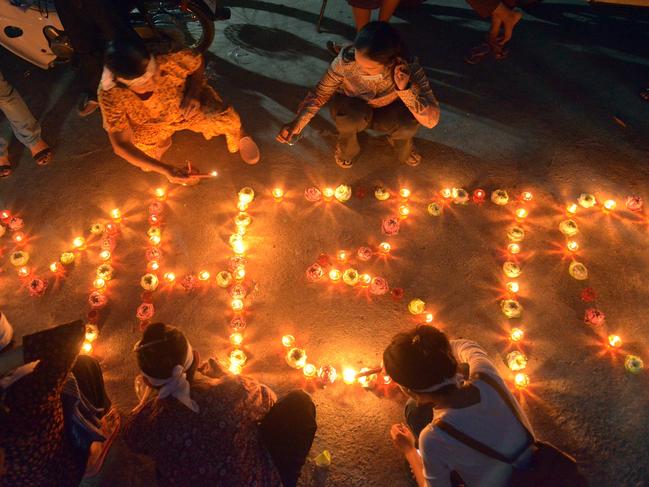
[
  {"x1": 334, "y1": 145, "x2": 354, "y2": 169},
  {"x1": 239, "y1": 136, "x2": 260, "y2": 165},
  {"x1": 405, "y1": 149, "x2": 422, "y2": 167},
  {"x1": 32, "y1": 148, "x2": 52, "y2": 166},
  {"x1": 0, "y1": 162, "x2": 12, "y2": 178},
  {"x1": 464, "y1": 43, "x2": 492, "y2": 65}
]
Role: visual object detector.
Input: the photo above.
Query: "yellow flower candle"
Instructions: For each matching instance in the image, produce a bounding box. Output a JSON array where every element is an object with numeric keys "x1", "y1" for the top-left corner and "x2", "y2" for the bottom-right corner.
[
  {"x1": 60, "y1": 252, "x2": 75, "y2": 266},
  {"x1": 374, "y1": 187, "x2": 390, "y2": 201},
  {"x1": 507, "y1": 224, "x2": 525, "y2": 241},
  {"x1": 285, "y1": 348, "x2": 307, "y2": 369},
  {"x1": 216, "y1": 271, "x2": 233, "y2": 288},
  {"x1": 507, "y1": 351, "x2": 528, "y2": 371},
  {"x1": 503, "y1": 261, "x2": 522, "y2": 278},
  {"x1": 85, "y1": 324, "x2": 99, "y2": 343},
  {"x1": 140, "y1": 273, "x2": 159, "y2": 291},
  {"x1": 342, "y1": 268, "x2": 359, "y2": 286},
  {"x1": 510, "y1": 328, "x2": 524, "y2": 342},
  {"x1": 96, "y1": 264, "x2": 114, "y2": 281},
  {"x1": 10, "y1": 251, "x2": 29, "y2": 267},
  {"x1": 334, "y1": 184, "x2": 352, "y2": 202},
  {"x1": 408, "y1": 298, "x2": 426, "y2": 315}
]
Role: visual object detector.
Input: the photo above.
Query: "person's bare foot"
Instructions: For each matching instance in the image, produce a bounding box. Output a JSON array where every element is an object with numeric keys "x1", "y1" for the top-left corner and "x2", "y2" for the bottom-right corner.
[
  {"x1": 239, "y1": 136, "x2": 260, "y2": 165},
  {"x1": 0, "y1": 155, "x2": 12, "y2": 177},
  {"x1": 490, "y1": 3, "x2": 522, "y2": 46}
]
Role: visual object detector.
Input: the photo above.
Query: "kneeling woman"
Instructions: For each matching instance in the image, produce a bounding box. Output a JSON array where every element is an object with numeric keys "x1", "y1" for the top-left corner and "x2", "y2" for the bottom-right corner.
[
  {"x1": 99, "y1": 39, "x2": 260, "y2": 185},
  {"x1": 383, "y1": 325, "x2": 533, "y2": 487},
  {"x1": 278, "y1": 21, "x2": 439, "y2": 168},
  {"x1": 125, "y1": 323, "x2": 317, "y2": 487}
]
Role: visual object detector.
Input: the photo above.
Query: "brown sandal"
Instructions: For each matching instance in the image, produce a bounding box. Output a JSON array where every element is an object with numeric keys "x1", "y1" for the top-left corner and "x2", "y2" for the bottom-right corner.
[
  {"x1": 32, "y1": 148, "x2": 52, "y2": 166},
  {"x1": 335, "y1": 145, "x2": 354, "y2": 169},
  {"x1": 0, "y1": 162, "x2": 12, "y2": 177}
]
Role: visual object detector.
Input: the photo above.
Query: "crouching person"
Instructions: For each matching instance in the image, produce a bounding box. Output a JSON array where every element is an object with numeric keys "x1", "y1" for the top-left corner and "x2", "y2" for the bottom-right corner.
[{"x1": 125, "y1": 323, "x2": 317, "y2": 487}]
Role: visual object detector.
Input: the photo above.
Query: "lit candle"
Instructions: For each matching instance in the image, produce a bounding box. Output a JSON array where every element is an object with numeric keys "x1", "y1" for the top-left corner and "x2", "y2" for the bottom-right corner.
[
  {"x1": 506, "y1": 282, "x2": 520, "y2": 294},
  {"x1": 238, "y1": 187, "x2": 255, "y2": 205},
  {"x1": 286, "y1": 348, "x2": 307, "y2": 369},
  {"x1": 408, "y1": 298, "x2": 426, "y2": 315},
  {"x1": 231, "y1": 298, "x2": 244, "y2": 312},
  {"x1": 110, "y1": 208, "x2": 122, "y2": 221},
  {"x1": 230, "y1": 332, "x2": 244, "y2": 347},
  {"x1": 329, "y1": 269, "x2": 341, "y2": 282},
  {"x1": 281, "y1": 335, "x2": 296, "y2": 348},
  {"x1": 0, "y1": 210, "x2": 10, "y2": 220},
  {"x1": 441, "y1": 188, "x2": 452, "y2": 199},
  {"x1": 510, "y1": 328, "x2": 524, "y2": 342},
  {"x1": 234, "y1": 213, "x2": 252, "y2": 227},
  {"x1": 566, "y1": 240, "x2": 579, "y2": 252},
  {"x1": 566, "y1": 203, "x2": 578, "y2": 215},
  {"x1": 472, "y1": 189, "x2": 486, "y2": 203},
  {"x1": 17, "y1": 266, "x2": 30, "y2": 278},
  {"x1": 85, "y1": 324, "x2": 99, "y2": 343},
  {"x1": 12, "y1": 232, "x2": 25, "y2": 244},
  {"x1": 154, "y1": 187, "x2": 167, "y2": 201},
  {"x1": 303, "y1": 364, "x2": 317, "y2": 378},
  {"x1": 272, "y1": 188, "x2": 284, "y2": 202},
  {"x1": 507, "y1": 351, "x2": 528, "y2": 371},
  {"x1": 229, "y1": 363, "x2": 242, "y2": 375},
  {"x1": 237, "y1": 201, "x2": 249, "y2": 212},
  {"x1": 232, "y1": 240, "x2": 245, "y2": 255},
  {"x1": 49, "y1": 262, "x2": 62, "y2": 273},
  {"x1": 72, "y1": 236, "x2": 86, "y2": 250},
  {"x1": 337, "y1": 250, "x2": 348, "y2": 263},
  {"x1": 425, "y1": 313, "x2": 434, "y2": 323},
  {"x1": 342, "y1": 368, "x2": 357, "y2": 385},
  {"x1": 322, "y1": 187, "x2": 335, "y2": 201},
  {"x1": 96, "y1": 264, "x2": 114, "y2": 281},
  {"x1": 230, "y1": 349, "x2": 247, "y2": 367},
  {"x1": 521, "y1": 191, "x2": 533, "y2": 202},
  {"x1": 60, "y1": 252, "x2": 75, "y2": 266},
  {"x1": 378, "y1": 242, "x2": 391, "y2": 254},
  {"x1": 608, "y1": 334, "x2": 622, "y2": 348},
  {"x1": 216, "y1": 271, "x2": 232, "y2": 288},
  {"x1": 514, "y1": 372, "x2": 529, "y2": 389},
  {"x1": 398, "y1": 205, "x2": 410, "y2": 219},
  {"x1": 149, "y1": 234, "x2": 161, "y2": 246},
  {"x1": 163, "y1": 272, "x2": 176, "y2": 283},
  {"x1": 507, "y1": 243, "x2": 521, "y2": 255},
  {"x1": 147, "y1": 261, "x2": 160, "y2": 272},
  {"x1": 198, "y1": 270, "x2": 211, "y2": 281},
  {"x1": 359, "y1": 273, "x2": 372, "y2": 287},
  {"x1": 81, "y1": 341, "x2": 93, "y2": 354},
  {"x1": 93, "y1": 278, "x2": 106, "y2": 290},
  {"x1": 383, "y1": 375, "x2": 392, "y2": 385},
  {"x1": 515, "y1": 208, "x2": 528, "y2": 220},
  {"x1": 99, "y1": 250, "x2": 111, "y2": 262},
  {"x1": 374, "y1": 187, "x2": 390, "y2": 201},
  {"x1": 399, "y1": 188, "x2": 411, "y2": 199},
  {"x1": 210, "y1": 170, "x2": 218, "y2": 177},
  {"x1": 603, "y1": 199, "x2": 616, "y2": 211},
  {"x1": 234, "y1": 267, "x2": 246, "y2": 281},
  {"x1": 342, "y1": 268, "x2": 359, "y2": 286},
  {"x1": 140, "y1": 273, "x2": 159, "y2": 291}
]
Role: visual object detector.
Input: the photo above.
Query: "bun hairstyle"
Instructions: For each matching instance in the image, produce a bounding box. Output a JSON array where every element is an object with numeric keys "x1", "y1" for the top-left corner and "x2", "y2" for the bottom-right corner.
[
  {"x1": 105, "y1": 37, "x2": 150, "y2": 80},
  {"x1": 135, "y1": 323, "x2": 191, "y2": 380},
  {"x1": 354, "y1": 21, "x2": 410, "y2": 66},
  {"x1": 383, "y1": 325, "x2": 457, "y2": 391}
]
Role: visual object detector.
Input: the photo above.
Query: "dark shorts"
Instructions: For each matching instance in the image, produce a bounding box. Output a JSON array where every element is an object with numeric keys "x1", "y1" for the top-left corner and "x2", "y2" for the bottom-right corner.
[{"x1": 347, "y1": 0, "x2": 382, "y2": 9}]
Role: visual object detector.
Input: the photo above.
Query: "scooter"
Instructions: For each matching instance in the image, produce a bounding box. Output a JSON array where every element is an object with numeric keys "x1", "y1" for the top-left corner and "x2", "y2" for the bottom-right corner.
[{"x1": 0, "y1": 0, "x2": 230, "y2": 70}]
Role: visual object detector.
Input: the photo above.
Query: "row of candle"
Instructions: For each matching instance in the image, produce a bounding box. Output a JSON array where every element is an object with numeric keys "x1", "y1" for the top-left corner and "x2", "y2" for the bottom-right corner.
[{"x1": 560, "y1": 194, "x2": 644, "y2": 374}]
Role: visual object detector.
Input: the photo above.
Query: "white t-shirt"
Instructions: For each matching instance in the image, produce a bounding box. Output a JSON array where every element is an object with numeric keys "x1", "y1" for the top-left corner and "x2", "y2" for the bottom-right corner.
[{"x1": 419, "y1": 340, "x2": 533, "y2": 487}]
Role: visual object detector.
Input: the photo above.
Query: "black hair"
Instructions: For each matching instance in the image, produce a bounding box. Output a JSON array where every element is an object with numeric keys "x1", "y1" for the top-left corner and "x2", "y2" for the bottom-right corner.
[
  {"x1": 383, "y1": 325, "x2": 458, "y2": 391},
  {"x1": 104, "y1": 38, "x2": 151, "y2": 80},
  {"x1": 353, "y1": 21, "x2": 409, "y2": 66},
  {"x1": 135, "y1": 323, "x2": 194, "y2": 380}
]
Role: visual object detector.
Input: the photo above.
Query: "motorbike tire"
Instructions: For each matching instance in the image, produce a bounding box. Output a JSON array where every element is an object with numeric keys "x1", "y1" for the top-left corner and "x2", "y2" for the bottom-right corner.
[{"x1": 184, "y1": 0, "x2": 215, "y2": 53}]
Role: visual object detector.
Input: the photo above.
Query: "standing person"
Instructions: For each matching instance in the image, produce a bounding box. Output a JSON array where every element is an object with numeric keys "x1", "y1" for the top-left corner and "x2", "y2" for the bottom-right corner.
[
  {"x1": 99, "y1": 38, "x2": 260, "y2": 185},
  {"x1": 0, "y1": 70, "x2": 52, "y2": 177},
  {"x1": 124, "y1": 323, "x2": 317, "y2": 487},
  {"x1": 464, "y1": 1, "x2": 522, "y2": 64},
  {"x1": 54, "y1": 0, "x2": 135, "y2": 116},
  {"x1": 0, "y1": 316, "x2": 117, "y2": 486},
  {"x1": 278, "y1": 21, "x2": 439, "y2": 168},
  {"x1": 349, "y1": 0, "x2": 401, "y2": 32},
  {"x1": 383, "y1": 325, "x2": 532, "y2": 487}
]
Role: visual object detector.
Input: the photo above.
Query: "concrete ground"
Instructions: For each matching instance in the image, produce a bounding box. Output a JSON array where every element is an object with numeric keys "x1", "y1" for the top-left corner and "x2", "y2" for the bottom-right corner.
[{"x1": 1, "y1": 0, "x2": 649, "y2": 485}]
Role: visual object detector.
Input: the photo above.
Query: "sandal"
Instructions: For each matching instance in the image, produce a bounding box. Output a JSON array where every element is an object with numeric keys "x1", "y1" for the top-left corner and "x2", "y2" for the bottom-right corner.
[
  {"x1": 0, "y1": 160, "x2": 12, "y2": 178},
  {"x1": 405, "y1": 148, "x2": 422, "y2": 167},
  {"x1": 334, "y1": 145, "x2": 354, "y2": 169},
  {"x1": 239, "y1": 136, "x2": 260, "y2": 165},
  {"x1": 464, "y1": 43, "x2": 492, "y2": 65},
  {"x1": 78, "y1": 94, "x2": 99, "y2": 117},
  {"x1": 32, "y1": 148, "x2": 52, "y2": 166}
]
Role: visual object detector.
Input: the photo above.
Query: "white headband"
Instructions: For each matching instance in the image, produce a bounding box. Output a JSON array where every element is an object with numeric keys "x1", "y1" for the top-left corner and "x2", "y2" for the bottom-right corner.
[
  {"x1": 100, "y1": 57, "x2": 157, "y2": 91},
  {"x1": 412, "y1": 373, "x2": 463, "y2": 394},
  {"x1": 141, "y1": 342, "x2": 199, "y2": 413}
]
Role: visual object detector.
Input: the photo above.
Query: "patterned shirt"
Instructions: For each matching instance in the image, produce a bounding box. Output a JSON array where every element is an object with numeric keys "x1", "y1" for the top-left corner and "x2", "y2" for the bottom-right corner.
[
  {"x1": 122, "y1": 374, "x2": 282, "y2": 487},
  {"x1": 294, "y1": 46, "x2": 439, "y2": 131},
  {"x1": 0, "y1": 321, "x2": 86, "y2": 487}
]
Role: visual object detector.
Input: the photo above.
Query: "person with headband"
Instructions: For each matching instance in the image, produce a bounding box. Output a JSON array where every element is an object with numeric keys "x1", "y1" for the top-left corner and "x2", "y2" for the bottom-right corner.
[
  {"x1": 98, "y1": 38, "x2": 260, "y2": 185},
  {"x1": 0, "y1": 317, "x2": 117, "y2": 486},
  {"x1": 277, "y1": 21, "x2": 439, "y2": 169},
  {"x1": 125, "y1": 323, "x2": 317, "y2": 487},
  {"x1": 383, "y1": 325, "x2": 533, "y2": 487}
]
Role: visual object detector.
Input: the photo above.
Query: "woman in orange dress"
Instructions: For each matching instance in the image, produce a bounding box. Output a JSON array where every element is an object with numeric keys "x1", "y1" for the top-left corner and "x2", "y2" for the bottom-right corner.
[{"x1": 98, "y1": 39, "x2": 259, "y2": 185}]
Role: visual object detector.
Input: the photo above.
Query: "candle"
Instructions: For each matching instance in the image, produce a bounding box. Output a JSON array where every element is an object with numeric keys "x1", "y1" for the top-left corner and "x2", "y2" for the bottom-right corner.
[
  {"x1": 230, "y1": 332, "x2": 243, "y2": 347},
  {"x1": 566, "y1": 240, "x2": 579, "y2": 252},
  {"x1": 72, "y1": 236, "x2": 86, "y2": 250},
  {"x1": 342, "y1": 268, "x2": 359, "y2": 286},
  {"x1": 93, "y1": 278, "x2": 106, "y2": 290},
  {"x1": 603, "y1": 199, "x2": 616, "y2": 211},
  {"x1": 472, "y1": 189, "x2": 486, "y2": 203},
  {"x1": 303, "y1": 364, "x2": 317, "y2": 378},
  {"x1": 232, "y1": 241, "x2": 245, "y2": 255},
  {"x1": 272, "y1": 188, "x2": 284, "y2": 201},
  {"x1": 359, "y1": 273, "x2": 372, "y2": 287},
  {"x1": 0, "y1": 210, "x2": 10, "y2": 220},
  {"x1": 110, "y1": 208, "x2": 122, "y2": 221},
  {"x1": 216, "y1": 271, "x2": 233, "y2": 288},
  {"x1": 506, "y1": 351, "x2": 528, "y2": 371},
  {"x1": 607, "y1": 334, "x2": 622, "y2": 348},
  {"x1": 163, "y1": 272, "x2": 176, "y2": 283},
  {"x1": 510, "y1": 328, "x2": 524, "y2": 342},
  {"x1": 425, "y1": 313, "x2": 434, "y2": 323},
  {"x1": 99, "y1": 250, "x2": 111, "y2": 262},
  {"x1": 503, "y1": 261, "x2": 522, "y2": 278},
  {"x1": 408, "y1": 298, "x2": 426, "y2": 315},
  {"x1": 198, "y1": 270, "x2": 211, "y2": 281},
  {"x1": 233, "y1": 267, "x2": 246, "y2": 281},
  {"x1": 286, "y1": 348, "x2": 307, "y2": 369},
  {"x1": 140, "y1": 273, "x2": 159, "y2": 291},
  {"x1": 514, "y1": 372, "x2": 529, "y2": 389},
  {"x1": 337, "y1": 250, "x2": 348, "y2": 263},
  {"x1": 230, "y1": 349, "x2": 247, "y2": 367},
  {"x1": 427, "y1": 202, "x2": 442, "y2": 216},
  {"x1": 154, "y1": 188, "x2": 166, "y2": 201},
  {"x1": 521, "y1": 191, "x2": 533, "y2": 202},
  {"x1": 281, "y1": 335, "x2": 296, "y2": 348},
  {"x1": 322, "y1": 187, "x2": 335, "y2": 201},
  {"x1": 318, "y1": 365, "x2": 337, "y2": 384},
  {"x1": 342, "y1": 368, "x2": 357, "y2": 385},
  {"x1": 238, "y1": 187, "x2": 255, "y2": 205},
  {"x1": 49, "y1": 262, "x2": 63, "y2": 273},
  {"x1": 229, "y1": 363, "x2": 242, "y2": 375},
  {"x1": 81, "y1": 341, "x2": 93, "y2": 354},
  {"x1": 578, "y1": 193, "x2": 596, "y2": 208},
  {"x1": 96, "y1": 264, "x2": 114, "y2": 280},
  {"x1": 13, "y1": 232, "x2": 25, "y2": 244},
  {"x1": 234, "y1": 213, "x2": 252, "y2": 227},
  {"x1": 441, "y1": 188, "x2": 452, "y2": 199},
  {"x1": 515, "y1": 208, "x2": 528, "y2": 220},
  {"x1": 85, "y1": 324, "x2": 99, "y2": 343},
  {"x1": 399, "y1": 188, "x2": 411, "y2": 199},
  {"x1": 507, "y1": 243, "x2": 521, "y2": 255},
  {"x1": 334, "y1": 184, "x2": 352, "y2": 203},
  {"x1": 357, "y1": 368, "x2": 377, "y2": 388},
  {"x1": 506, "y1": 282, "x2": 520, "y2": 294},
  {"x1": 378, "y1": 242, "x2": 391, "y2": 254},
  {"x1": 374, "y1": 187, "x2": 390, "y2": 201},
  {"x1": 383, "y1": 375, "x2": 392, "y2": 385},
  {"x1": 329, "y1": 269, "x2": 341, "y2": 282},
  {"x1": 231, "y1": 299, "x2": 244, "y2": 312},
  {"x1": 398, "y1": 205, "x2": 410, "y2": 219},
  {"x1": 210, "y1": 170, "x2": 218, "y2": 177},
  {"x1": 566, "y1": 203, "x2": 578, "y2": 215},
  {"x1": 17, "y1": 266, "x2": 30, "y2": 278},
  {"x1": 147, "y1": 261, "x2": 160, "y2": 272},
  {"x1": 237, "y1": 201, "x2": 249, "y2": 212},
  {"x1": 491, "y1": 189, "x2": 509, "y2": 206},
  {"x1": 60, "y1": 252, "x2": 75, "y2": 265},
  {"x1": 149, "y1": 234, "x2": 161, "y2": 246},
  {"x1": 624, "y1": 355, "x2": 644, "y2": 374}
]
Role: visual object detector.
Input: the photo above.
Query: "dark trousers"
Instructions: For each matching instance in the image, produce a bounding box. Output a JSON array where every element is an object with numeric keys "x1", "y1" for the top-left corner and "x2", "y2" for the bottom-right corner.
[
  {"x1": 72, "y1": 355, "x2": 112, "y2": 413},
  {"x1": 330, "y1": 95, "x2": 420, "y2": 163},
  {"x1": 260, "y1": 390, "x2": 317, "y2": 487},
  {"x1": 405, "y1": 399, "x2": 465, "y2": 487},
  {"x1": 54, "y1": 0, "x2": 135, "y2": 98}
]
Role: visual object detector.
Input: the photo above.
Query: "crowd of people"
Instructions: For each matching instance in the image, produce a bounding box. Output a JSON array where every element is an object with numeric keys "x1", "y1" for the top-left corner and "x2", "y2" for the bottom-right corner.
[{"x1": 0, "y1": 0, "x2": 597, "y2": 485}]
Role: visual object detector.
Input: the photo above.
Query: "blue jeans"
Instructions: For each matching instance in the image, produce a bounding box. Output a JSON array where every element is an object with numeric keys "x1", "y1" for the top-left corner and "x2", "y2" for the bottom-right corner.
[{"x1": 0, "y1": 71, "x2": 41, "y2": 158}]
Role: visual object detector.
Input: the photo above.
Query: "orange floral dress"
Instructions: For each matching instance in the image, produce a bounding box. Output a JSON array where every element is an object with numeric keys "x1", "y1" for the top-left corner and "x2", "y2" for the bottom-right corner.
[{"x1": 98, "y1": 50, "x2": 241, "y2": 157}]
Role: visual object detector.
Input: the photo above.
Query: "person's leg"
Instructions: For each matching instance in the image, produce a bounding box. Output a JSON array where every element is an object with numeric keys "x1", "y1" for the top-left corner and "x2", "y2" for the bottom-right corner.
[
  {"x1": 329, "y1": 94, "x2": 372, "y2": 166},
  {"x1": 371, "y1": 100, "x2": 420, "y2": 164},
  {"x1": 352, "y1": 7, "x2": 373, "y2": 31},
  {"x1": 72, "y1": 355, "x2": 112, "y2": 413},
  {"x1": 0, "y1": 71, "x2": 42, "y2": 152},
  {"x1": 378, "y1": 0, "x2": 401, "y2": 22},
  {"x1": 260, "y1": 390, "x2": 317, "y2": 487},
  {"x1": 404, "y1": 399, "x2": 433, "y2": 448}
]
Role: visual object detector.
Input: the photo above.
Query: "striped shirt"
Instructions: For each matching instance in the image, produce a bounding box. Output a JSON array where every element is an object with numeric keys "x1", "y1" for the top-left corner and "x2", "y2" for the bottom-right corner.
[{"x1": 294, "y1": 46, "x2": 439, "y2": 131}]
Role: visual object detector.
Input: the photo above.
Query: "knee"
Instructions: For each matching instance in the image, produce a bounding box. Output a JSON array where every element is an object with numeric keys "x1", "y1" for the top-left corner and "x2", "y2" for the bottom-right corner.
[
  {"x1": 392, "y1": 118, "x2": 420, "y2": 139},
  {"x1": 331, "y1": 99, "x2": 371, "y2": 130}
]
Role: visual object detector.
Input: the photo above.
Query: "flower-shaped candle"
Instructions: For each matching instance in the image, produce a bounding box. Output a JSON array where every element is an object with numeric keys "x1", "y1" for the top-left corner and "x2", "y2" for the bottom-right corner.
[
  {"x1": 281, "y1": 335, "x2": 296, "y2": 348},
  {"x1": 357, "y1": 246, "x2": 373, "y2": 261},
  {"x1": 559, "y1": 220, "x2": 579, "y2": 237},
  {"x1": 503, "y1": 261, "x2": 522, "y2": 278},
  {"x1": 10, "y1": 251, "x2": 29, "y2": 267},
  {"x1": 501, "y1": 299, "x2": 523, "y2": 318},
  {"x1": 491, "y1": 189, "x2": 509, "y2": 206},
  {"x1": 370, "y1": 277, "x2": 389, "y2": 295},
  {"x1": 238, "y1": 187, "x2": 255, "y2": 205},
  {"x1": 584, "y1": 308, "x2": 605, "y2": 327},
  {"x1": 375, "y1": 187, "x2": 391, "y2": 201},
  {"x1": 625, "y1": 195, "x2": 643, "y2": 212},
  {"x1": 408, "y1": 298, "x2": 426, "y2": 315},
  {"x1": 624, "y1": 355, "x2": 644, "y2": 374},
  {"x1": 318, "y1": 365, "x2": 337, "y2": 385},
  {"x1": 427, "y1": 202, "x2": 442, "y2": 216},
  {"x1": 507, "y1": 226, "x2": 525, "y2": 242},
  {"x1": 578, "y1": 193, "x2": 596, "y2": 208},
  {"x1": 306, "y1": 263, "x2": 325, "y2": 282},
  {"x1": 334, "y1": 184, "x2": 352, "y2": 203},
  {"x1": 569, "y1": 261, "x2": 588, "y2": 280},
  {"x1": 286, "y1": 348, "x2": 307, "y2": 369},
  {"x1": 342, "y1": 268, "x2": 359, "y2": 286},
  {"x1": 514, "y1": 372, "x2": 530, "y2": 389},
  {"x1": 216, "y1": 271, "x2": 233, "y2": 288},
  {"x1": 141, "y1": 273, "x2": 159, "y2": 291},
  {"x1": 96, "y1": 264, "x2": 114, "y2": 281},
  {"x1": 304, "y1": 187, "x2": 322, "y2": 202},
  {"x1": 382, "y1": 217, "x2": 400, "y2": 236},
  {"x1": 506, "y1": 351, "x2": 528, "y2": 371}
]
